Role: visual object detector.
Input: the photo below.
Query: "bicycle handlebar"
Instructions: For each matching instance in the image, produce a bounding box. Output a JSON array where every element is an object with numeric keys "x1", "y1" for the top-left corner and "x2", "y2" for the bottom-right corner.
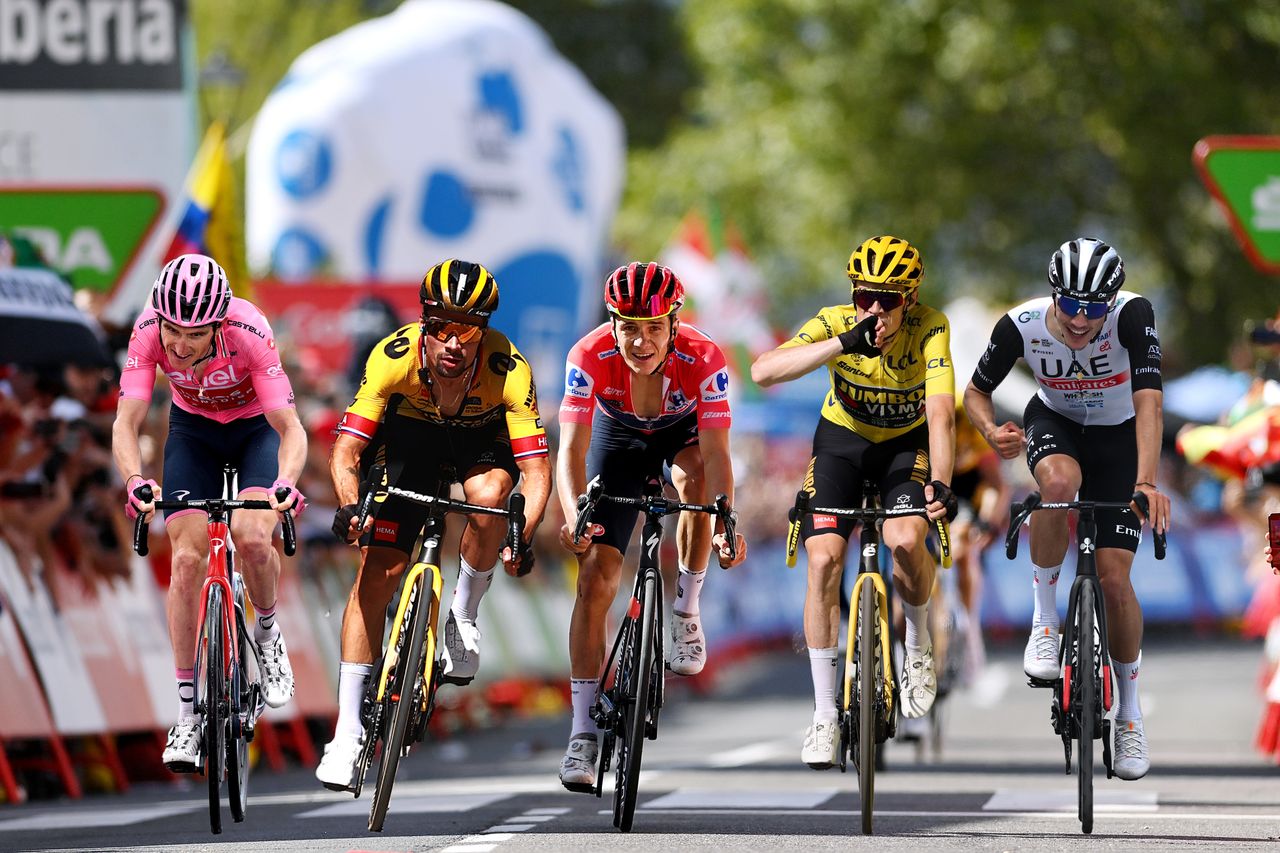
[
  {"x1": 1004, "y1": 491, "x2": 1166, "y2": 561},
  {"x1": 572, "y1": 474, "x2": 739, "y2": 563},
  {"x1": 130, "y1": 484, "x2": 297, "y2": 558},
  {"x1": 784, "y1": 489, "x2": 952, "y2": 568},
  {"x1": 358, "y1": 464, "x2": 532, "y2": 575}
]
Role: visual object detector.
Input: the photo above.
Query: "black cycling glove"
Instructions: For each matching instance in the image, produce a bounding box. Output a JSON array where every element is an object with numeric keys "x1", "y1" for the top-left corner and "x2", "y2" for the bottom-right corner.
[
  {"x1": 332, "y1": 503, "x2": 360, "y2": 543},
  {"x1": 838, "y1": 315, "x2": 880, "y2": 357},
  {"x1": 514, "y1": 541, "x2": 536, "y2": 577},
  {"x1": 929, "y1": 480, "x2": 959, "y2": 522}
]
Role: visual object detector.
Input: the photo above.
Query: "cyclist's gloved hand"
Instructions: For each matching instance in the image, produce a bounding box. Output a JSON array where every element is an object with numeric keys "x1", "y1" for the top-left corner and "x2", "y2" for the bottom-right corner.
[
  {"x1": 515, "y1": 541, "x2": 536, "y2": 577},
  {"x1": 271, "y1": 478, "x2": 306, "y2": 517},
  {"x1": 125, "y1": 476, "x2": 160, "y2": 521},
  {"x1": 928, "y1": 480, "x2": 959, "y2": 522},
  {"x1": 838, "y1": 315, "x2": 880, "y2": 357},
  {"x1": 332, "y1": 503, "x2": 360, "y2": 543}
]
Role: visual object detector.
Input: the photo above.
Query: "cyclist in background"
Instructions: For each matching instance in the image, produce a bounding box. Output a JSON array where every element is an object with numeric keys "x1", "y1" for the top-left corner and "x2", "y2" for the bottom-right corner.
[
  {"x1": 317, "y1": 259, "x2": 551, "y2": 791},
  {"x1": 111, "y1": 253, "x2": 307, "y2": 772},
  {"x1": 751, "y1": 235, "x2": 957, "y2": 769},
  {"x1": 963, "y1": 237, "x2": 1170, "y2": 780},
  {"x1": 556, "y1": 262, "x2": 748, "y2": 792}
]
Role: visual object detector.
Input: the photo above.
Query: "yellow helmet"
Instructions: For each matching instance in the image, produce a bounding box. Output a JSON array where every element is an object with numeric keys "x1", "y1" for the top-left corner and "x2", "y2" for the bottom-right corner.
[{"x1": 847, "y1": 235, "x2": 924, "y2": 292}]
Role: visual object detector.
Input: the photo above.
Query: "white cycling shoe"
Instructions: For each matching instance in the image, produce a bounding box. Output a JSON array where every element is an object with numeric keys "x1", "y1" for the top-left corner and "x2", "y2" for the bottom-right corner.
[
  {"x1": 1023, "y1": 624, "x2": 1061, "y2": 682},
  {"x1": 162, "y1": 716, "x2": 202, "y2": 773},
  {"x1": 900, "y1": 647, "x2": 937, "y2": 719},
  {"x1": 316, "y1": 732, "x2": 364, "y2": 792},
  {"x1": 801, "y1": 720, "x2": 839, "y2": 769},
  {"x1": 442, "y1": 611, "x2": 482, "y2": 685},
  {"x1": 558, "y1": 734, "x2": 599, "y2": 793},
  {"x1": 258, "y1": 633, "x2": 295, "y2": 708},
  {"x1": 1113, "y1": 717, "x2": 1151, "y2": 780},
  {"x1": 668, "y1": 613, "x2": 707, "y2": 676}
]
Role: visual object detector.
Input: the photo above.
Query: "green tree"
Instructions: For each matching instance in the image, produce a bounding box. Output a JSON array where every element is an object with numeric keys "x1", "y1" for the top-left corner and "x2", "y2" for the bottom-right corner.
[{"x1": 617, "y1": 0, "x2": 1280, "y2": 370}]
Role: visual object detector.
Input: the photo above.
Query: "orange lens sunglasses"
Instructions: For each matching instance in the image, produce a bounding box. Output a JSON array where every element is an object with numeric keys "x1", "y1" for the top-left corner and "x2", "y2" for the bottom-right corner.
[{"x1": 424, "y1": 319, "x2": 484, "y2": 343}]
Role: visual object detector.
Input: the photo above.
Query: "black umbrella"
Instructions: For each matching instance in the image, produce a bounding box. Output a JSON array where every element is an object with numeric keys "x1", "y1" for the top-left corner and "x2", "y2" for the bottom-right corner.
[{"x1": 0, "y1": 266, "x2": 110, "y2": 366}]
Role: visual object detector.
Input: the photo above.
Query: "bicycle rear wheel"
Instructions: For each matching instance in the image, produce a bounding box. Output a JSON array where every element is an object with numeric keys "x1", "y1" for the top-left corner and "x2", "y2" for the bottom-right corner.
[
  {"x1": 203, "y1": 586, "x2": 226, "y2": 835},
  {"x1": 369, "y1": 575, "x2": 431, "y2": 833},
  {"x1": 1076, "y1": 583, "x2": 1096, "y2": 835},
  {"x1": 857, "y1": 577, "x2": 877, "y2": 836},
  {"x1": 614, "y1": 573, "x2": 656, "y2": 832}
]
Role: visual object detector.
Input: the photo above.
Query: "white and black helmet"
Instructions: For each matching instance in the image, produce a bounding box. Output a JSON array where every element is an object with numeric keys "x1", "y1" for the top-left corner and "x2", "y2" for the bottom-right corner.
[{"x1": 1048, "y1": 237, "x2": 1125, "y2": 298}]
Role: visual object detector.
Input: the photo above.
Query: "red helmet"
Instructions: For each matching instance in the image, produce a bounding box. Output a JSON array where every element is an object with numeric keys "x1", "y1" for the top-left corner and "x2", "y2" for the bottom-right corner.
[{"x1": 604, "y1": 262, "x2": 684, "y2": 320}]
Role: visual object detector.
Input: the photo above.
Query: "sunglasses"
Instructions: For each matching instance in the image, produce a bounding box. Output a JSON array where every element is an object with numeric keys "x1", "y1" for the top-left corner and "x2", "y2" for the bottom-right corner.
[
  {"x1": 1055, "y1": 294, "x2": 1113, "y2": 320},
  {"x1": 851, "y1": 288, "x2": 906, "y2": 312},
  {"x1": 423, "y1": 319, "x2": 484, "y2": 343}
]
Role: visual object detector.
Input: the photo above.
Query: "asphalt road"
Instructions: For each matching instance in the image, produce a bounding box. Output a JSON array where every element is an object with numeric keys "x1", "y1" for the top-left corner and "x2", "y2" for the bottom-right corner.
[{"x1": 2, "y1": 636, "x2": 1277, "y2": 853}]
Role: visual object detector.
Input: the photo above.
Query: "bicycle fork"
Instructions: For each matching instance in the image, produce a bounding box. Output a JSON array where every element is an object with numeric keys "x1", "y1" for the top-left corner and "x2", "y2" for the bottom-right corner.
[
  {"x1": 845, "y1": 570, "x2": 894, "y2": 729},
  {"x1": 1053, "y1": 574, "x2": 1115, "y2": 775}
]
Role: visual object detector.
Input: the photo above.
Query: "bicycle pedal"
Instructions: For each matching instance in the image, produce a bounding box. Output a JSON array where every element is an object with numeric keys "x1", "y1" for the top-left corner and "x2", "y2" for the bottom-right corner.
[
  {"x1": 441, "y1": 674, "x2": 474, "y2": 686},
  {"x1": 1026, "y1": 676, "x2": 1056, "y2": 689}
]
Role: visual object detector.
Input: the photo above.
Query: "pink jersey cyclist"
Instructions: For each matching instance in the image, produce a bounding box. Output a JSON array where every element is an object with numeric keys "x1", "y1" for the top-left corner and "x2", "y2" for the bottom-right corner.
[
  {"x1": 559, "y1": 321, "x2": 733, "y2": 433},
  {"x1": 120, "y1": 297, "x2": 295, "y2": 421}
]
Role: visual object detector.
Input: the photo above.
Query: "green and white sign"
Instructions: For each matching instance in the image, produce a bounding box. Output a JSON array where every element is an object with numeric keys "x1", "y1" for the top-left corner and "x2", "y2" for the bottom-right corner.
[
  {"x1": 0, "y1": 188, "x2": 165, "y2": 292},
  {"x1": 1194, "y1": 136, "x2": 1280, "y2": 275}
]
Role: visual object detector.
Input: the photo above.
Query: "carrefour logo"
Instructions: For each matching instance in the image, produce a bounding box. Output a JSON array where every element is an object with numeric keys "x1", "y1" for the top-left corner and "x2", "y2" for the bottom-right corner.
[
  {"x1": 565, "y1": 364, "x2": 593, "y2": 398},
  {"x1": 276, "y1": 130, "x2": 332, "y2": 199},
  {"x1": 700, "y1": 369, "x2": 730, "y2": 403}
]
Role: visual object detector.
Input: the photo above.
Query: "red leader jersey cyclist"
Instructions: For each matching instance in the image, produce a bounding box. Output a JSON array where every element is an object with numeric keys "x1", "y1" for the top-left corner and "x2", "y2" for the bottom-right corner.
[
  {"x1": 556, "y1": 262, "x2": 748, "y2": 792},
  {"x1": 963, "y1": 237, "x2": 1171, "y2": 781},
  {"x1": 111, "y1": 253, "x2": 307, "y2": 772}
]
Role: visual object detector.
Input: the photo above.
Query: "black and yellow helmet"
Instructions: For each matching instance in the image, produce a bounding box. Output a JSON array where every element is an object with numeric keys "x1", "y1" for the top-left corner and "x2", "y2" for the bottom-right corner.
[
  {"x1": 846, "y1": 235, "x2": 924, "y2": 292},
  {"x1": 420, "y1": 259, "x2": 499, "y2": 322}
]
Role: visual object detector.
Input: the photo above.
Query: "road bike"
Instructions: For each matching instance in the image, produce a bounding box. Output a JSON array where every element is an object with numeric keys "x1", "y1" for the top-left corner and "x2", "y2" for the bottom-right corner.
[
  {"x1": 131, "y1": 465, "x2": 297, "y2": 835},
  {"x1": 786, "y1": 484, "x2": 950, "y2": 836},
  {"x1": 572, "y1": 474, "x2": 737, "y2": 833},
  {"x1": 342, "y1": 465, "x2": 527, "y2": 832},
  {"x1": 1004, "y1": 491, "x2": 1165, "y2": 834}
]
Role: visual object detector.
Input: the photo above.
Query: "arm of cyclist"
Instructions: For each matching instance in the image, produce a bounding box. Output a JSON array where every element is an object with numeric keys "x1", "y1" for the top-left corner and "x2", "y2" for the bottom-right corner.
[
  {"x1": 502, "y1": 454, "x2": 551, "y2": 575},
  {"x1": 963, "y1": 382, "x2": 1025, "y2": 460},
  {"x1": 111, "y1": 396, "x2": 160, "y2": 520},
  {"x1": 750, "y1": 315, "x2": 883, "y2": 387},
  {"x1": 923, "y1": 393, "x2": 957, "y2": 521},
  {"x1": 1131, "y1": 388, "x2": 1170, "y2": 534},
  {"x1": 264, "y1": 405, "x2": 308, "y2": 515},
  {"x1": 329, "y1": 432, "x2": 374, "y2": 544},
  {"x1": 556, "y1": 420, "x2": 594, "y2": 554},
  {"x1": 699, "y1": 427, "x2": 748, "y2": 569}
]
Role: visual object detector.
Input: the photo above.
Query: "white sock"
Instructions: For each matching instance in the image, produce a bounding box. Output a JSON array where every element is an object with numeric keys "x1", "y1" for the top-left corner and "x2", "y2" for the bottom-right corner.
[
  {"x1": 1114, "y1": 654, "x2": 1142, "y2": 720},
  {"x1": 1032, "y1": 563, "x2": 1062, "y2": 627},
  {"x1": 570, "y1": 678, "x2": 598, "y2": 738},
  {"x1": 176, "y1": 668, "x2": 194, "y2": 720},
  {"x1": 674, "y1": 564, "x2": 705, "y2": 616},
  {"x1": 904, "y1": 601, "x2": 931, "y2": 654},
  {"x1": 336, "y1": 662, "x2": 373, "y2": 740},
  {"x1": 451, "y1": 556, "x2": 494, "y2": 624},
  {"x1": 809, "y1": 646, "x2": 839, "y2": 724},
  {"x1": 254, "y1": 602, "x2": 280, "y2": 645}
]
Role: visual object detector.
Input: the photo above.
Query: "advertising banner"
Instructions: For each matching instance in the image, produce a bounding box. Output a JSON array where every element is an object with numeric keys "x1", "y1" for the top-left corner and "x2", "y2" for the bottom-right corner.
[
  {"x1": 246, "y1": 0, "x2": 625, "y2": 385},
  {"x1": 0, "y1": 0, "x2": 192, "y2": 301}
]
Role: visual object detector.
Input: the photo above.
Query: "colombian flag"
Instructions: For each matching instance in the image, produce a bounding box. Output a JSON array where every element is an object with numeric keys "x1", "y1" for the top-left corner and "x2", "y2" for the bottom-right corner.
[{"x1": 162, "y1": 122, "x2": 248, "y2": 296}]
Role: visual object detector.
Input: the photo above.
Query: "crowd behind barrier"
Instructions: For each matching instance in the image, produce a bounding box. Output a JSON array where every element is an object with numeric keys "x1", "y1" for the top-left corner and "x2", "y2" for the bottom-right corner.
[{"x1": 1, "y1": 282, "x2": 1277, "y2": 804}]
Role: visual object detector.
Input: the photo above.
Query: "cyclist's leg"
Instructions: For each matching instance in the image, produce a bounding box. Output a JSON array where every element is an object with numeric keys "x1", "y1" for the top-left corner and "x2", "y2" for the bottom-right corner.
[
  {"x1": 668, "y1": 416, "x2": 713, "y2": 674},
  {"x1": 1024, "y1": 398, "x2": 1085, "y2": 680}
]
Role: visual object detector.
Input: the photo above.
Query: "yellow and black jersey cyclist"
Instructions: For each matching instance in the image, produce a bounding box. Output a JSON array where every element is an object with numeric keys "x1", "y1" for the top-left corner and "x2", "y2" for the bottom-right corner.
[
  {"x1": 316, "y1": 259, "x2": 552, "y2": 792},
  {"x1": 752, "y1": 235, "x2": 957, "y2": 769}
]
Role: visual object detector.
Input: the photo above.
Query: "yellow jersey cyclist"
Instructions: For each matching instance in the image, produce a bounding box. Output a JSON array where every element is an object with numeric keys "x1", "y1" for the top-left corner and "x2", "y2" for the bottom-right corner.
[
  {"x1": 316, "y1": 259, "x2": 552, "y2": 791},
  {"x1": 751, "y1": 235, "x2": 957, "y2": 769}
]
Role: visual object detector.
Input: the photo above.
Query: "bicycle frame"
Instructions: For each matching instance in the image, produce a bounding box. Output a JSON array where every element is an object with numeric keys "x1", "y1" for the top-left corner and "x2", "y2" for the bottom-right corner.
[
  {"x1": 846, "y1": 526, "x2": 895, "y2": 727},
  {"x1": 373, "y1": 524, "x2": 445, "y2": 712}
]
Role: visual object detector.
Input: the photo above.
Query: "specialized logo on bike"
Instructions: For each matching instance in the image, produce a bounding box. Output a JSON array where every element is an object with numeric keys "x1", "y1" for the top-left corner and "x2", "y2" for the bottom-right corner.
[{"x1": 646, "y1": 532, "x2": 660, "y2": 558}]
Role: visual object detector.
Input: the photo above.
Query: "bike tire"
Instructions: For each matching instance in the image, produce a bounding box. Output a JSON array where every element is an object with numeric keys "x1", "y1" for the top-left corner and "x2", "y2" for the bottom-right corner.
[
  {"x1": 227, "y1": 616, "x2": 250, "y2": 823},
  {"x1": 1077, "y1": 583, "x2": 1096, "y2": 835},
  {"x1": 203, "y1": 586, "x2": 226, "y2": 835},
  {"x1": 857, "y1": 577, "x2": 877, "y2": 836},
  {"x1": 615, "y1": 573, "x2": 656, "y2": 833},
  {"x1": 369, "y1": 575, "x2": 430, "y2": 833}
]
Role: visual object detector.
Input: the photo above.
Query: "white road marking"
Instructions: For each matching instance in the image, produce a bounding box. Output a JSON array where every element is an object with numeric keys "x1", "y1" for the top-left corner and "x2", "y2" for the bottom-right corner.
[
  {"x1": 643, "y1": 789, "x2": 838, "y2": 809},
  {"x1": 0, "y1": 804, "x2": 198, "y2": 831},
  {"x1": 706, "y1": 741, "x2": 789, "y2": 767},
  {"x1": 524, "y1": 807, "x2": 571, "y2": 815},
  {"x1": 486, "y1": 824, "x2": 535, "y2": 832},
  {"x1": 441, "y1": 845, "x2": 497, "y2": 853},
  {"x1": 985, "y1": 789, "x2": 1157, "y2": 812},
  {"x1": 629, "y1": 807, "x2": 1278, "y2": 822},
  {"x1": 514, "y1": 815, "x2": 556, "y2": 822}
]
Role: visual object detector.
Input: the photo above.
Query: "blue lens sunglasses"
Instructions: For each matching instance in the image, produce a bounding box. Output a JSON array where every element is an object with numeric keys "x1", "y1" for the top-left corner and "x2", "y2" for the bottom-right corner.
[{"x1": 1055, "y1": 293, "x2": 1113, "y2": 320}]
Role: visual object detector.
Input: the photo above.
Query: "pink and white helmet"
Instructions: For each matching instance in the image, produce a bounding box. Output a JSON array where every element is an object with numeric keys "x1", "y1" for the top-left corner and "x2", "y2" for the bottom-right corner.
[{"x1": 150, "y1": 254, "x2": 231, "y2": 327}]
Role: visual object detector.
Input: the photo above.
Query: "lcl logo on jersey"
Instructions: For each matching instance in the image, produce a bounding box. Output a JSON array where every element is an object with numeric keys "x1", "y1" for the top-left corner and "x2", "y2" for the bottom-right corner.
[{"x1": 701, "y1": 370, "x2": 730, "y2": 403}]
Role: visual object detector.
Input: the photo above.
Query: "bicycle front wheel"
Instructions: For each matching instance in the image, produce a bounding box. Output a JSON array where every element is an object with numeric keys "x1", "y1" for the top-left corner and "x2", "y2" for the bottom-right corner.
[
  {"x1": 226, "y1": 616, "x2": 250, "y2": 823},
  {"x1": 369, "y1": 575, "x2": 431, "y2": 833},
  {"x1": 614, "y1": 573, "x2": 656, "y2": 833},
  {"x1": 1076, "y1": 582, "x2": 1096, "y2": 835},
  {"x1": 857, "y1": 576, "x2": 878, "y2": 836},
  {"x1": 203, "y1": 586, "x2": 226, "y2": 835}
]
